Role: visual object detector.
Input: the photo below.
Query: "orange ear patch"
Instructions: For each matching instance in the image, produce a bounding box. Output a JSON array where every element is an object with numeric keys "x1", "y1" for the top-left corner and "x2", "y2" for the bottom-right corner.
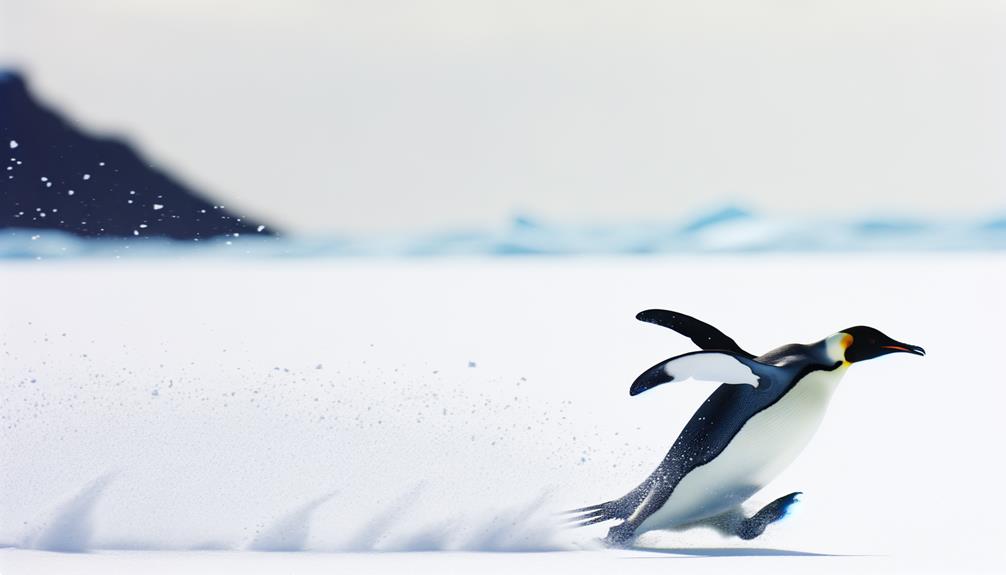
[{"x1": 842, "y1": 334, "x2": 853, "y2": 348}]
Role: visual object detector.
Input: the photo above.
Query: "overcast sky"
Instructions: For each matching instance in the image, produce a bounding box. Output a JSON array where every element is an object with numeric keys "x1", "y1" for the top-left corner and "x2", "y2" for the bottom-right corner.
[{"x1": 2, "y1": 1, "x2": 1004, "y2": 233}]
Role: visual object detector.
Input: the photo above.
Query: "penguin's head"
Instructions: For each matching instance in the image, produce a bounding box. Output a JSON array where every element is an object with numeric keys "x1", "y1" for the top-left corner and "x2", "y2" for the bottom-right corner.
[{"x1": 839, "y1": 326, "x2": 925, "y2": 363}]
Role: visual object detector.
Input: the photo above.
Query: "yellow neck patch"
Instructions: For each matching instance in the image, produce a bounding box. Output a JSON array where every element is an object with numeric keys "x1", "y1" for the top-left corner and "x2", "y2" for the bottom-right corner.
[{"x1": 825, "y1": 332, "x2": 853, "y2": 364}]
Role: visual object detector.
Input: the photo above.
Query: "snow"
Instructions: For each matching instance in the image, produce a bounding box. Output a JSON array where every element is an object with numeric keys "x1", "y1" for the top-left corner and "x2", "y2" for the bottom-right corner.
[
  {"x1": 27, "y1": 475, "x2": 115, "y2": 552},
  {"x1": 9, "y1": 139, "x2": 18, "y2": 149},
  {"x1": 0, "y1": 255, "x2": 1003, "y2": 573},
  {"x1": 153, "y1": 204, "x2": 164, "y2": 210},
  {"x1": 0, "y1": 548, "x2": 897, "y2": 575},
  {"x1": 83, "y1": 173, "x2": 91, "y2": 180}
]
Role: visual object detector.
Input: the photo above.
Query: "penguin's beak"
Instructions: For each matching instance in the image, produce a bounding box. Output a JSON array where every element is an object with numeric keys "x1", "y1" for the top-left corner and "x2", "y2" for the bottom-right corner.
[{"x1": 881, "y1": 343, "x2": 926, "y2": 356}]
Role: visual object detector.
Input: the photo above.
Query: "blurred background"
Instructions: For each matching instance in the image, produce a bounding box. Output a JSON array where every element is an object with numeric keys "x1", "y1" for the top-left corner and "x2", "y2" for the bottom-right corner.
[
  {"x1": 3, "y1": 3, "x2": 1006, "y2": 570},
  {"x1": 2, "y1": 0, "x2": 1005, "y2": 249}
]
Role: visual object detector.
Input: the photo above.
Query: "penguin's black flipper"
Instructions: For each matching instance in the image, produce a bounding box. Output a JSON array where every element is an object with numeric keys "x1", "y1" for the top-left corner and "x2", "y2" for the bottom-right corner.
[{"x1": 635, "y1": 309, "x2": 755, "y2": 358}]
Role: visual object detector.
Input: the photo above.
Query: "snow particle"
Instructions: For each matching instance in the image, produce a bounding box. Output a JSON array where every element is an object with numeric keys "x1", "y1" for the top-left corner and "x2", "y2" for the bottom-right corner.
[
  {"x1": 133, "y1": 230, "x2": 139, "y2": 236},
  {"x1": 68, "y1": 190, "x2": 75, "y2": 196},
  {"x1": 9, "y1": 140, "x2": 18, "y2": 149},
  {"x1": 153, "y1": 204, "x2": 164, "y2": 210},
  {"x1": 257, "y1": 225, "x2": 266, "y2": 232},
  {"x1": 82, "y1": 174, "x2": 91, "y2": 180}
]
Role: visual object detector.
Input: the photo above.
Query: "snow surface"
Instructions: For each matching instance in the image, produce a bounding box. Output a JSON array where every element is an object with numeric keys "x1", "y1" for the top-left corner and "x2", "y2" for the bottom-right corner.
[
  {"x1": 1, "y1": 255, "x2": 1003, "y2": 573},
  {"x1": 0, "y1": 548, "x2": 896, "y2": 575}
]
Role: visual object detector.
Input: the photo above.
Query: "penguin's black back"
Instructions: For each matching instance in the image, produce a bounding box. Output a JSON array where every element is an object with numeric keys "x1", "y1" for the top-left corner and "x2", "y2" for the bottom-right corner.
[{"x1": 610, "y1": 341, "x2": 839, "y2": 517}]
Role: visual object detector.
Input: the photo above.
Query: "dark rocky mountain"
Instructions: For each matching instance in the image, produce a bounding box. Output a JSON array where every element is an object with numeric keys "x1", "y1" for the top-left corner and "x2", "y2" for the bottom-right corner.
[{"x1": 1, "y1": 71, "x2": 274, "y2": 240}]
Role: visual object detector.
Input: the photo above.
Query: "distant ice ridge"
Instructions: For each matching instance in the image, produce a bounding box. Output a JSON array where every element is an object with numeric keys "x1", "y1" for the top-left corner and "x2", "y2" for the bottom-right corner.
[{"x1": 2, "y1": 205, "x2": 1005, "y2": 258}]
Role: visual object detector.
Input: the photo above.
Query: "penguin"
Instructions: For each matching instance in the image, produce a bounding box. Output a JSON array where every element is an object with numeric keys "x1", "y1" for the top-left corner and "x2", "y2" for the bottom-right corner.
[{"x1": 565, "y1": 309, "x2": 924, "y2": 546}]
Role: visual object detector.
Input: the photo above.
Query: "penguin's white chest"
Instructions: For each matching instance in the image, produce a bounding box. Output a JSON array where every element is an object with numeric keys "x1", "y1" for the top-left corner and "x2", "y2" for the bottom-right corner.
[{"x1": 637, "y1": 366, "x2": 847, "y2": 533}]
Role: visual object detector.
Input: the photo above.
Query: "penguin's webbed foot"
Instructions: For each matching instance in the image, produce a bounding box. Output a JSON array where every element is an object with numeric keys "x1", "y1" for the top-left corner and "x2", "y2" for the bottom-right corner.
[
  {"x1": 736, "y1": 491, "x2": 802, "y2": 540},
  {"x1": 602, "y1": 524, "x2": 637, "y2": 548}
]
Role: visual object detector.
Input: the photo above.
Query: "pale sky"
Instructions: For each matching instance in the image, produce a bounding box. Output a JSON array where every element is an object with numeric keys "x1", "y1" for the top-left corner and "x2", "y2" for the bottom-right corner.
[{"x1": 2, "y1": 1, "x2": 1004, "y2": 233}]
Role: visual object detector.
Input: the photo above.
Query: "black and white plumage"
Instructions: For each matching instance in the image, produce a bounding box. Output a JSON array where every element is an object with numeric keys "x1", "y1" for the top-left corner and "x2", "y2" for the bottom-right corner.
[{"x1": 566, "y1": 310, "x2": 924, "y2": 546}]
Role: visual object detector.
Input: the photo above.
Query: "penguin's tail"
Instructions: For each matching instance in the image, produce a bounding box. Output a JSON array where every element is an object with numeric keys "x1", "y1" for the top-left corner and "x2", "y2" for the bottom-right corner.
[{"x1": 559, "y1": 500, "x2": 623, "y2": 528}]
